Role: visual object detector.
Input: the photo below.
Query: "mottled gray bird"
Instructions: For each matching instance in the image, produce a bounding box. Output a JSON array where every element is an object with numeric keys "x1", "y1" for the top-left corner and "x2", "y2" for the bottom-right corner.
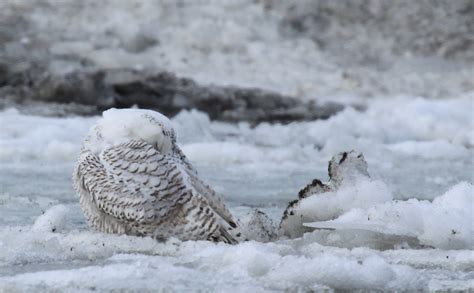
[{"x1": 73, "y1": 109, "x2": 243, "y2": 243}]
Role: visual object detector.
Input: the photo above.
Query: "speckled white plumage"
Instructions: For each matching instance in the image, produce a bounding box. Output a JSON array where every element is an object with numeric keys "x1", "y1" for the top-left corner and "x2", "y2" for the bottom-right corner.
[{"x1": 73, "y1": 109, "x2": 243, "y2": 243}]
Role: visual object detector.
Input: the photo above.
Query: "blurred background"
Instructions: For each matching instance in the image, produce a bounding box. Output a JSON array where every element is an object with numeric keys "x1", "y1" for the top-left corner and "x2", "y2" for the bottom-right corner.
[{"x1": 1, "y1": 0, "x2": 473, "y2": 120}]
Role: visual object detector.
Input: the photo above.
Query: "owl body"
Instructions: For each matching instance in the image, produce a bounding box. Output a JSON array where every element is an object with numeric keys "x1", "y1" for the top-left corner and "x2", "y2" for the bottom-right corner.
[{"x1": 74, "y1": 109, "x2": 242, "y2": 243}]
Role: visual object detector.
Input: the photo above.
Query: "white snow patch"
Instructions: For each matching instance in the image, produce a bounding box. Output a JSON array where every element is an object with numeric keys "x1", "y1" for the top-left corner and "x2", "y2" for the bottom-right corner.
[
  {"x1": 306, "y1": 182, "x2": 474, "y2": 249},
  {"x1": 32, "y1": 205, "x2": 70, "y2": 233},
  {"x1": 386, "y1": 140, "x2": 470, "y2": 159},
  {"x1": 0, "y1": 109, "x2": 94, "y2": 160},
  {"x1": 299, "y1": 178, "x2": 393, "y2": 222},
  {"x1": 87, "y1": 108, "x2": 175, "y2": 155}
]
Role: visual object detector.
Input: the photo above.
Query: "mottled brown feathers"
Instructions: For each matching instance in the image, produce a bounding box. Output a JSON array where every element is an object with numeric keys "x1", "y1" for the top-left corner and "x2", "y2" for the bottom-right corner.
[{"x1": 74, "y1": 138, "x2": 243, "y2": 244}]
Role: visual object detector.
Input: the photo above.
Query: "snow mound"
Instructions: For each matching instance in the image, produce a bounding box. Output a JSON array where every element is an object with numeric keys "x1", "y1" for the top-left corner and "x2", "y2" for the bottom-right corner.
[
  {"x1": 299, "y1": 178, "x2": 393, "y2": 222},
  {"x1": 240, "y1": 209, "x2": 278, "y2": 242},
  {"x1": 0, "y1": 109, "x2": 94, "y2": 160},
  {"x1": 306, "y1": 182, "x2": 474, "y2": 249},
  {"x1": 279, "y1": 151, "x2": 395, "y2": 240},
  {"x1": 32, "y1": 205, "x2": 70, "y2": 233},
  {"x1": 85, "y1": 108, "x2": 175, "y2": 155}
]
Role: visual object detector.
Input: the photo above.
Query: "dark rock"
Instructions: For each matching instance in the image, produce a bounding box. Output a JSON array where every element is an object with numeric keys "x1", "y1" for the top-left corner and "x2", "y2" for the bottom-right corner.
[
  {"x1": 106, "y1": 70, "x2": 346, "y2": 123},
  {"x1": 0, "y1": 63, "x2": 7, "y2": 87},
  {"x1": 34, "y1": 71, "x2": 109, "y2": 106},
  {"x1": 0, "y1": 66, "x2": 346, "y2": 123}
]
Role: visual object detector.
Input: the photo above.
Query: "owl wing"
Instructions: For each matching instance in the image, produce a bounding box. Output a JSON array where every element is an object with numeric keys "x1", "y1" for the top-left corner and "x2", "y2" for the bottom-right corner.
[
  {"x1": 168, "y1": 145, "x2": 240, "y2": 231},
  {"x1": 76, "y1": 140, "x2": 239, "y2": 243},
  {"x1": 188, "y1": 174, "x2": 239, "y2": 228}
]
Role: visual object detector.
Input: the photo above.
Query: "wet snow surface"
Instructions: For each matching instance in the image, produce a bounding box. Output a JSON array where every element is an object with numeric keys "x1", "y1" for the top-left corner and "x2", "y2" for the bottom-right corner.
[{"x1": 1, "y1": 95, "x2": 473, "y2": 291}]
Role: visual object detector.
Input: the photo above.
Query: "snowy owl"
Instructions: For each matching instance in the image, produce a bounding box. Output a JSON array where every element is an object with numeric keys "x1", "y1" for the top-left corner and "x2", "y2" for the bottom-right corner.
[
  {"x1": 279, "y1": 151, "x2": 369, "y2": 238},
  {"x1": 73, "y1": 108, "x2": 244, "y2": 243}
]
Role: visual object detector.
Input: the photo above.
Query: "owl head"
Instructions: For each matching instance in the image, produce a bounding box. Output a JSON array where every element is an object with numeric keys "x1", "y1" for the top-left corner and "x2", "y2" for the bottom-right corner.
[
  {"x1": 84, "y1": 108, "x2": 177, "y2": 154},
  {"x1": 328, "y1": 150, "x2": 369, "y2": 186}
]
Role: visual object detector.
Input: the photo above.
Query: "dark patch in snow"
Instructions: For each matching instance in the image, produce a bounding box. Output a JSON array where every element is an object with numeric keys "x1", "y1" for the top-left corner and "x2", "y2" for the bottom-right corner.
[
  {"x1": 339, "y1": 152, "x2": 348, "y2": 164},
  {"x1": 0, "y1": 66, "x2": 345, "y2": 123}
]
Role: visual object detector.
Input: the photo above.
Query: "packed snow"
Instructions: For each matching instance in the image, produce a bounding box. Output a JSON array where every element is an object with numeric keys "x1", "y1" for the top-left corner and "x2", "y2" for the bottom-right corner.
[
  {"x1": 305, "y1": 181, "x2": 474, "y2": 250},
  {"x1": 1, "y1": 94, "x2": 473, "y2": 291}
]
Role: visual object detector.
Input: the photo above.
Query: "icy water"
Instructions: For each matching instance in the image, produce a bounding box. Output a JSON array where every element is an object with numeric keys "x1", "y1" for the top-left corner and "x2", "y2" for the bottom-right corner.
[{"x1": 0, "y1": 95, "x2": 473, "y2": 291}]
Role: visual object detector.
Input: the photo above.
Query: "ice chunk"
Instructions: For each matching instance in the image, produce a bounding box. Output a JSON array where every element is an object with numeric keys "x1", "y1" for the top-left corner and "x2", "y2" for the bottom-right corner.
[
  {"x1": 240, "y1": 209, "x2": 278, "y2": 242},
  {"x1": 421, "y1": 182, "x2": 474, "y2": 249},
  {"x1": 172, "y1": 110, "x2": 214, "y2": 144},
  {"x1": 280, "y1": 178, "x2": 393, "y2": 239},
  {"x1": 264, "y1": 254, "x2": 421, "y2": 291},
  {"x1": 279, "y1": 151, "x2": 393, "y2": 239},
  {"x1": 32, "y1": 205, "x2": 70, "y2": 233},
  {"x1": 299, "y1": 179, "x2": 393, "y2": 222},
  {"x1": 305, "y1": 182, "x2": 474, "y2": 249}
]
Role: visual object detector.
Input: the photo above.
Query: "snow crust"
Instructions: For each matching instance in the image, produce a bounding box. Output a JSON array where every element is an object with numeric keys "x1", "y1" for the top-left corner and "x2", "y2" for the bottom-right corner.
[
  {"x1": 305, "y1": 181, "x2": 474, "y2": 250},
  {"x1": 0, "y1": 94, "x2": 472, "y2": 291},
  {"x1": 1, "y1": 222, "x2": 473, "y2": 291}
]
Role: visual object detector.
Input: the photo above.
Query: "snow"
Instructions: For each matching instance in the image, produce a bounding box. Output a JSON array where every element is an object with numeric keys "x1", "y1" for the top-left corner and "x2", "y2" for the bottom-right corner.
[
  {"x1": 85, "y1": 108, "x2": 175, "y2": 155},
  {"x1": 0, "y1": 225, "x2": 472, "y2": 291},
  {"x1": 299, "y1": 178, "x2": 393, "y2": 222},
  {"x1": 386, "y1": 140, "x2": 470, "y2": 159},
  {"x1": 0, "y1": 108, "x2": 95, "y2": 160},
  {"x1": 0, "y1": 0, "x2": 473, "y2": 290},
  {"x1": 32, "y1": 204, "x2": 70, "y2": 233},
  {"x1": 0, "y1": 94, "x2": 473, "y2": 291},
  {"x1": 305, "y1": 182, "x2": 474, "y2": 250}
]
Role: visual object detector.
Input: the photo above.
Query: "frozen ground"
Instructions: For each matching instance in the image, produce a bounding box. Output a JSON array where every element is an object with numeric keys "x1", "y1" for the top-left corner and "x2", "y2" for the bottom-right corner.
[{"x1": 1, "y1": 94, "x2": 473, "y2": 291}]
